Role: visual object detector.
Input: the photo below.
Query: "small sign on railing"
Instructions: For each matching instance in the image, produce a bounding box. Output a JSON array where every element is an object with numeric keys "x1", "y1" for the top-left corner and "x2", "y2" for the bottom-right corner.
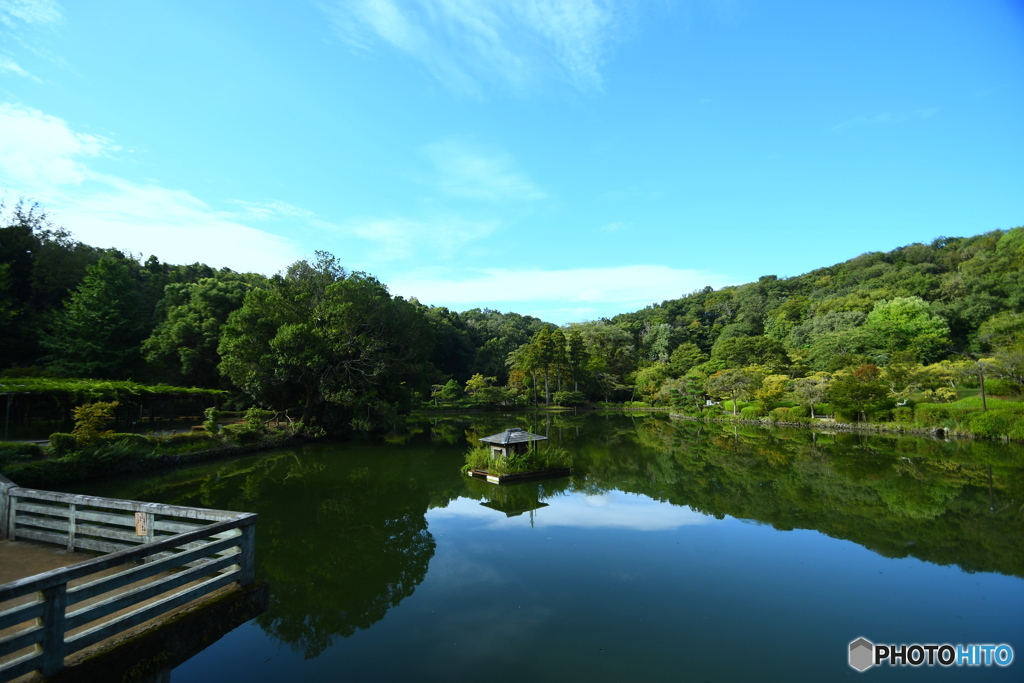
[{"x1": 134, "y1": 512, "x2": 148, "y2": 536}]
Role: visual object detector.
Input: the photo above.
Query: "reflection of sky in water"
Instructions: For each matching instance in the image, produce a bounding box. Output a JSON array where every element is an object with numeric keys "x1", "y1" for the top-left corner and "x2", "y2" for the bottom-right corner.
[{"x1": 429, "y1": 491, "x2": 723, "y2": 531}]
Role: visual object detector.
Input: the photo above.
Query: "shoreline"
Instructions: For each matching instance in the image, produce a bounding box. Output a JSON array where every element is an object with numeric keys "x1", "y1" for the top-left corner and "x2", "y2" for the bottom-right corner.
[
  {"x1": 667, "y1": 413, "x2": 982, "y2": 441},
  {"x1": 2, "y1": 434, "x2": 309, "y2": 489}
]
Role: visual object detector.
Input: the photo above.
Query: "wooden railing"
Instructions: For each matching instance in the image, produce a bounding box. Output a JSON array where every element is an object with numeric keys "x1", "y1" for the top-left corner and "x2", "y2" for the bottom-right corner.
[{"x1": 0, "y1": 478, "x2": 257, "y2": 682}]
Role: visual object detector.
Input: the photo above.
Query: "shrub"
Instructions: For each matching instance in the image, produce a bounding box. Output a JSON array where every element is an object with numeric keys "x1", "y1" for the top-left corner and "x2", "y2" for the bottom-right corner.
[
  {"x1": 71, "y1": 401, "x2": 119, "y2": 446},
  {"x1": 106, "y1": 433, "x2": 152, "y2": 448},
  {"x1": 787, "y1": 404, "x2": 810, "y2": 419},
  {"x1": 49, "y1": 432, "x2": 78, "y2": 456},
  {"x1": 220, "y1": 423, "x2": 263, "y2": 445},
  {"x1": 203, "y1": 407, "x2": 221, "y2": 434},
  {"x1": 892, "y1": 406, "x2": 914, "y2": 423},
  {"x1": 245, "y1": 406, "x2": 269, "y2": 432},
  {"x1": 984, "y1": 379, "x2": 1022, "y2": 397},
  {"x1": 815, "y1": 403, "x2": 832, "y2": 416},
  {"x1": 1009, "y1": 417, "x2": 1024, "y2": 442},
  {"x1": 0, "y1": 441, "x2": 43, "y2": 458},
  {"x1": 553, "y1": 391, "x2": 587, "y2": 406},
  {"x1": 703, "y1": 405, "x2": 724, "y2": 418},
  {"x1": 964, "y1": 409, "x2": 1017, "y2": 438},
  {"x1": 767, "y1": 407, "x2": 791, "y2": 422},
  {"x1": 740, "y1": 406, "x2": 763, "y2": 420}
]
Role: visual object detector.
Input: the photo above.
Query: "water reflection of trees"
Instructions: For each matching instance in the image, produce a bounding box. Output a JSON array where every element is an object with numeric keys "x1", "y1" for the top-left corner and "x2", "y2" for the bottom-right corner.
[
  {"x1": 69, "y1": 413, "x2": 1024, "y2": 654},
  {"x1": 545, "y1": 415, "x2": 1024, "y2": 578},
  {"x1": 77, "y1": 440, "x2": 467, "y2": 659}
]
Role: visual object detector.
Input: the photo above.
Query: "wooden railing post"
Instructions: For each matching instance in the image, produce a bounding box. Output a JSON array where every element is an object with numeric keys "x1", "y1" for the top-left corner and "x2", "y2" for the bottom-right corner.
[
  {"x1": 0, "y1": 483, "x2": 9, "y2": 541},
  {"x1": 238, "y1": 523, "x2": 256, "y2": 586},
  {"x1": 6, "y1": 493, "x2": 17, "y2": 541},
  {"x1": 67, "y1": 503, "x2": 76, "y2": 552},
  {"x1": 39, "y1": 583, "x2": 68, "y2": 677}
]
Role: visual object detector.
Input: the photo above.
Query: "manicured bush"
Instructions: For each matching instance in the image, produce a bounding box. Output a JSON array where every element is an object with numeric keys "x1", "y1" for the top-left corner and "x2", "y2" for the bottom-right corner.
[
  {"x1": 964, "y1": 409, "x2": 1017, "y2": 438},
  {"x1": 787, "y1": 404, "x2": 810, "y2": 419},
  {"x1": 220, "y1": 423, "x2": 262, "y2": 445},
  {"x1": 740, "y1": 406, "x2": 763, "y2": 420},
  {"x1": 984, "y1": 379, "x2": 1022, "y2": 397},
  {"x1": 892, "y1": 406, "x2": 914, "y2": 423},
  {"x1": 0, "y1": 441, "x2": 43, "y2": 458},
  {"x1": 105, "y1": 433, "x2": 152, "y2": 448},
  {"x1": 1009, "y1": 418, "x2": 1024, "y2": 441},
  {"x1": 768, "y1": 407, "x2": 791, "y2": 422},
  {"x1": 49, "y1": 432, "x2": 78, "y2": 456}
]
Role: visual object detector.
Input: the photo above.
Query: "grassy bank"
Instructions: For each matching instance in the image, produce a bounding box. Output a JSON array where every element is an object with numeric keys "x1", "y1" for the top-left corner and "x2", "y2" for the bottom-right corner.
[
  {"x1": 0, "y1": 422, "x2": 308, "y2": 489},
  {"x1": 671, "y1": 396, "x2": 1024, "y2": 442}
]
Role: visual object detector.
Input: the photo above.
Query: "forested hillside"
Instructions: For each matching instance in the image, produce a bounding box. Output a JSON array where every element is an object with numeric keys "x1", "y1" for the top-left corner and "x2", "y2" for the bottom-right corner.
[{"x1": 2, "y1": 199, "x2": 1022, "y2": 434}]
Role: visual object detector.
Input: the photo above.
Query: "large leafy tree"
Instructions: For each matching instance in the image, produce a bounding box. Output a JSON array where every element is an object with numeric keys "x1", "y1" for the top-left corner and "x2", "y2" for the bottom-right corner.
[
  {"x1": 862, "y1": 296, "x2": 951, "y2": 363},
  {"x1": 218, "y1": 253, "x2": 433, "y2": 432},
  {"x1": 828, "y1": 364, "x2": 892, "y2": 422},
  {"x1": 42, "y1": 258, "x2": 147, "y2": 378},
  {"x1": 142, "y1": 273, "x2": 262, "y2": 387}
]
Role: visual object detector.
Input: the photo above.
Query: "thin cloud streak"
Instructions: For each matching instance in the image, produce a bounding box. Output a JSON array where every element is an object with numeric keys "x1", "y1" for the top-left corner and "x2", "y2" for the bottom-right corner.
[
  {"x1": 422, "y1": 139, "x2": 544, "y2": 201},
  {"x1": 323, "y1": 0, "x2": 619, "y2": 95},
  {"x1": 0, "y1": 0, "x2": 63, "y2": 27},
  {"x1": 387, "y1": 265, "x2": 733, "y2": 322},
  {"x1": 832, "y1": 107, "x2": 938, "y2": 132}
]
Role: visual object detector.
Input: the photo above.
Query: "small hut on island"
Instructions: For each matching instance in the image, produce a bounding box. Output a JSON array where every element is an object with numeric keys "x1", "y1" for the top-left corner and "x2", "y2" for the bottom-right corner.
[
  {"x1": 469, "y1": 427, "x2": 570, "y2": 484},
  {"x1": 479, "y1": 427, "x2": 547, "y2": 459}
]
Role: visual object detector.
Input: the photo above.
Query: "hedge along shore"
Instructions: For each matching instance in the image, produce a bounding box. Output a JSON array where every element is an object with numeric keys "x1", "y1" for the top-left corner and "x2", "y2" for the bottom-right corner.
[
  {"x1": 2, "y1": 434, "x2": 308, "y2": 489},
  {"x1": 667, "y1": 413, "x2": 1009, "y2": 442}
]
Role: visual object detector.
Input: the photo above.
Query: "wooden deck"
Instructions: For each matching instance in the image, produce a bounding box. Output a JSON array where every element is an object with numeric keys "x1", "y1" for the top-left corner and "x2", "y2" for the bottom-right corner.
[{"x1": 0, "y1": 476, "x2": 258, "y2": 682}]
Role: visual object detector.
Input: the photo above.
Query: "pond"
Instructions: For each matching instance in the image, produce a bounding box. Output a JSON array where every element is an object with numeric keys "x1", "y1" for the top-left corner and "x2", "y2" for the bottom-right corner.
[{"x1": 68, "y1": 412, "x2": 1024, "y2": 681}]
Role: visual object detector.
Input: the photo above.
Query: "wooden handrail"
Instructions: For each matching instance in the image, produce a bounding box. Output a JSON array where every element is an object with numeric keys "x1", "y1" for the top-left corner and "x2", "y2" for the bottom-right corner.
[{"x1": 0, "y1": 485, "x2": 258, "y2": 682}]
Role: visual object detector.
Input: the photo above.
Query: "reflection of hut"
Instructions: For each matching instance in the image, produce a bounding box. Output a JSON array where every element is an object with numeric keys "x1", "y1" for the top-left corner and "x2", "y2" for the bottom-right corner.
[
  {"x1": 479, "y1": 427, "x2": 548, "y2": 460},
  {"x1": 480, "y1": 499, "x2": 549, "y2": 518}
]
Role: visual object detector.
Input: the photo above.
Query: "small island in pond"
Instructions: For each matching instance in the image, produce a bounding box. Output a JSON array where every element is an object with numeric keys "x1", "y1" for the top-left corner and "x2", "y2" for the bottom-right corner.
[{"x1": 464, "y1": 427, "x2": 572, "y2": 484}]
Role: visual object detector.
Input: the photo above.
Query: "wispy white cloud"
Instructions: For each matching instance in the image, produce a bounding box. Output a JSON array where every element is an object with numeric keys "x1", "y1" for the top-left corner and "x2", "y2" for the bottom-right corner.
[
  {"x1": 422, "y1": 139, "x2": 544, "y2": 201},
  {"x1": 429, "y1": 492, "x2": 722, "y2": 531},
  {"x1": 386, "y1": 264, "x2": 733, "y2": 322},
  {"x1": 227, "y1": 199, "x2": 315, "y2": 221},
  {"x1": 0, "y1": 0, "x2": 63, "y2": 27},
  {"x1": 0, "y1": 102, "x2": 109, "y2": 187},
  {"x1": 322, "y1": 0, "x2": 619, "y2": 95},
  {"x1": 832, "y1": 107, "x2": 938, "y2": 132},
  {"x1": 337, "y1": 215, "x2": 500, "y2": 262},
  {"x1": 0, "y1": 55, "x2": 35, "y2": 79},
  {"x1": 599, "y1": 220, "x2": 630, "y2": 233},
  {"x1": 0, "y1": 102, "x2": 303, "y2": 274}
]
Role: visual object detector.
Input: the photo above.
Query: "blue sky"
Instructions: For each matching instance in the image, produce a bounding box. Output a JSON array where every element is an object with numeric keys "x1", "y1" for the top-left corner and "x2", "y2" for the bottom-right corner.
[{"x1": 1, "y1": 0, "x2": 1021, "y2": 324}]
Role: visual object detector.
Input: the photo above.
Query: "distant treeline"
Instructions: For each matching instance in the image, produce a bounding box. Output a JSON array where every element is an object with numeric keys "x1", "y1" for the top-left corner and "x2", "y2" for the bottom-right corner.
[{"x1": 1, "y1": 198, "x2": 1022, "y2": 434}]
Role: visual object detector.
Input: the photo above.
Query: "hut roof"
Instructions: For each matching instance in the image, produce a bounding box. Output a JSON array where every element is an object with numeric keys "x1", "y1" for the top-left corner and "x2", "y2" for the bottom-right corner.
[{"x1": 479, "y1": 427, "x2": 548, "y2": 446}]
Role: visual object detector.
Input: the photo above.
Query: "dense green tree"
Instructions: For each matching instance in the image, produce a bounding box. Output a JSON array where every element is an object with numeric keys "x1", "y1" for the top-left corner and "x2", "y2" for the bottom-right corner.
[
  {"x1": 668, "y1": 342, "x2": 708, "y2": 376},
  {"x1": 0, "y1": 201, "x2": 107, "y2": 369},
  {"x1": 218, "y1": 253, "x2": 433, "y2": 432},
  {"x1": 791, "y1": 373, "x2": 830, "y2": 418},
  {"x1": 711, "y1": 335, "x2": 790, "y2": 372},
  {"x1": 142, "y1": 273, "x2": 262, "y2": 387},
  {"x1": 828, "y1": 364, "x2": 892, "y2": 421},
  {"x1": 704, "y1": 368, "x2": 759, "y2": 415},
  {"x1": 42, "y1": 258, "x2": 147, "y2": 379},
  {"x1": 862, "y1": 296, "x2": 951, "y2": 362}
]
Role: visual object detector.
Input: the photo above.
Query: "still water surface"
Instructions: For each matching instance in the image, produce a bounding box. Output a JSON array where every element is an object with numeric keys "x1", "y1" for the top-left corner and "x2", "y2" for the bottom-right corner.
[{"x1": 71, "y1": 413, "x2": 1024, "y2": 681}]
